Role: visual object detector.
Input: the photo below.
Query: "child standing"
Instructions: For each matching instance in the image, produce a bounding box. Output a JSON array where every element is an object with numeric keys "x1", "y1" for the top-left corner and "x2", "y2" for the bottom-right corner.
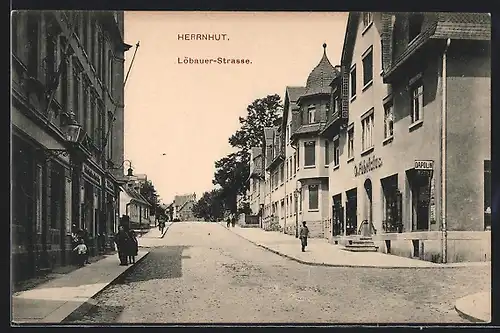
[{"x1": 73, "y1": 239, "x2": 88, "y2": 267}]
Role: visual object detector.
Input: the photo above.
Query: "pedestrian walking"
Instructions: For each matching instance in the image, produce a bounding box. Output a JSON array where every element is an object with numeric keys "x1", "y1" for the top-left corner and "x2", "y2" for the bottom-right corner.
[
  {"x1": 127, "y1": 230, "x2": 139, "y2": 264},
  {"x1": 73, "y1": 239, "x2": 88, "y2": 267},
  {"x1": 226, "y1": 219, "x2": 230, "y2": 228},
  {"x1": 299, "y1": 221, "x2": 310, "y2": 252},
  {"x1": 114, "y1": 225, "x2": 131, "y2": 265},
  {"x1": 231, "y1": 217, "x2": 236, "y2": 227}
]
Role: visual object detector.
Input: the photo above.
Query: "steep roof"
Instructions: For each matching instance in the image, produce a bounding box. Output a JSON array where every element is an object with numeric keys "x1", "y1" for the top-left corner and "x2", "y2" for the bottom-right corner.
[
  {"x1": 282, "y1": 86, "x2": 306, "y2": 130},
  {"x1": 302, "y1": 44, "x2": 338, "y2": 97},
  {"x1": 122, "y1": 185, "x2": 150, "y2": 206}
]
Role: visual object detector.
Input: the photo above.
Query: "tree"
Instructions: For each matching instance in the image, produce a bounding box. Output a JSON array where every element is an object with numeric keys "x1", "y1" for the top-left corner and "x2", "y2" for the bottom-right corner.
[
  {"x1": 139, "y1": 180, "x2": 159, "y2": 213},
  {"x1": 228, "y1": 94, "x2": 283, "y2": 152},
  {"x1": 192, "y1": 188, "x2": 226, "y2": 221},
  {"x1": 212, "y1": 94, "x2": 283, "y2": 215}
]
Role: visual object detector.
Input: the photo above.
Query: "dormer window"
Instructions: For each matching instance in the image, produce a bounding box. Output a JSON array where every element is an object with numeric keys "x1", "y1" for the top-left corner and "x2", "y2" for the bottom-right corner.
[
  {"x1": 308, "y1": 107, "x2": 316, "y2": 123},
  {"x1": 409, "y1": 13, "x2": 425, "y2": 44}
]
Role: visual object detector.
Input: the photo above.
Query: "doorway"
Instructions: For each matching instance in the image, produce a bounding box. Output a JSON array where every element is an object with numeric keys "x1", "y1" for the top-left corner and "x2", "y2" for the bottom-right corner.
[
  {"x1": 332, "y1": 194, "x2": 343, "y2": 236},
  {"x1": 407, "y1": 169, "x2": 430, "y2": 231},
  {"x1": 345, "y1": 188, "x2": 357, "y2": 235},
  {"x1": 362, "y1": 178, "x2": 373, "y2": 236}
]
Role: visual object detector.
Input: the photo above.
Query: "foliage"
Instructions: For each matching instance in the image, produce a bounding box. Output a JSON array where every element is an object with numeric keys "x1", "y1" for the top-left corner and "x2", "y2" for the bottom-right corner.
[
  {"x1": 139, "y1": 180, "x2": 159, "y2": 209},
  {"x1": 192, "y1": 188, "x2": 226, "y2": 222},
  {"x1": 228, "y1": 94, "x2": 283, "y2": 152},
  {"x1": 212, "y1": 94, "x2": 283, "y2": 215},
  {"x1": 237, "y1": 201, "x2": 252, "y2": 215}
]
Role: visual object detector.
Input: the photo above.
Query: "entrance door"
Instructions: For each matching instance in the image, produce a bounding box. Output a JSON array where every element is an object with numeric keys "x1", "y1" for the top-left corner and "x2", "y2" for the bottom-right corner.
[
  {"x1": 332, "y1": 194, "x2": 343, "y2": 236},
  {"x1": 346, "y1": 189, "x2": 357, "y2": 235},
  {"x1": 363, "y1": 179, "x2": 373, "y2": 236}
]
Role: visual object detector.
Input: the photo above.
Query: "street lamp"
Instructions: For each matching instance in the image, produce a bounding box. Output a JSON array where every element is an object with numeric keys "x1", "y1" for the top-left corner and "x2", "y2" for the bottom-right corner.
[
  {"x1": 294, "y1": 180, "x2": 302, "y2": 238},
  {"x1": 39, "y1": 112, "x2": 83, "y2": 160}
]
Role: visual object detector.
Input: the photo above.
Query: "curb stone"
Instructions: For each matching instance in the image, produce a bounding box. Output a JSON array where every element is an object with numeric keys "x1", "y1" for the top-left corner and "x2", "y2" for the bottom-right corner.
[
  {"x1": 222, "y1": 225, "x2": 488, "y2": 270},
  {"x1": 60, "y1": 251, "x2": 150, "y2": 323},
  {"x1": 454, "y1": 292, "x2": 490, "y2": 323}
]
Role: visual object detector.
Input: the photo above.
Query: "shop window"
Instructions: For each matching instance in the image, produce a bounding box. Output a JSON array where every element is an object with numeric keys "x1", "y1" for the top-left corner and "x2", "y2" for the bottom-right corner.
[
  {"x1": 485, "y1": 160, "x2": 491, "y2": 230},
  {"x1": 382, "y1": 174, "x2": 402, "y2": 233},
  {"x1": 347, "y1": 126, "x2": 354, "y2": 159},
  {"x1": 50, "y1": 165, "x2": 64, "y2": 229},
  {"x1": 308, "y1": 184, "x2": 319, "y2": 210},
  {"x1": 332, "y1": 194, "x2": 343, "y2": 236},
  {"x1": 346, "y1": 188, "x2": 357, "y2": 235},
  {"x1": 304, "y1": 141, "x2": 316, "y2": 167},
  {"x1": 407, "y1": 169, "x2": 431, "y2": 231}
]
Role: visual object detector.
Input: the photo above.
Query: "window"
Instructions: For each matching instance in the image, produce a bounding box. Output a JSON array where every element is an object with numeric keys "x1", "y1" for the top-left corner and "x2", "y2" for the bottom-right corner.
[
  {"x1": 410, "y1": 80, "x2": 423, "y2": 123},
  {"x1": 60, "y1": 58, "x2": 68, "y2": 113},
  {"x1": 304, "y1": 141, "x2": 316, "y2": 167},
  {"x1": 333, "y1": 138, "x2": 340, "y2": 166},
  {"x1": 27, "y1": 14, "x2": 39, "y2": 78},
  {"x1": 485, "y1": 160, "x2": 491, "y2": 231},
  {"x1": 101, "y1": 35, "x2": 106, "y2": 83},
  {"x1": 308, "y1": 107, "x2": 316, "y2": 123},
  {"x1": 409, "y1": 13, "x2": 424, "y2": 43},
  {"x1": 382, "y1": 175, "x2": 401, "y2": 233},
  {"x1": 46, "y1": 26, "x2": 57, "y2": 79},
  {"x1": 299, "y1": 188, "x2": 303, "y2": 212},
  {"x1": 50, "y1": 166, "x2": 63, "y2": 229},
  {"x1": 324, "y1": 140, "x2": 330, "y2": 166},
  {"x1": 82, "y1": 82, "x2": 88, "y2": 131},
  {"x1": 308, "y1": 184, "x2": 319, "y2": 210},
  {"x1": 73, "y1": 13, "x2": 80, "y2": 38},
  {"x1": 361, "y1": 111, "x2": 374, "y2": 151},
  {"x1": 72, "y1": 65, "x2": 80, "y2": 119},
  {"x1": 384, "y1": 101, "x2": 394, "y2": 138},
  {"x1": 35, "y1": 164, "x2": 43, "y2": 234},
  {"x1": 347, "y1": 127, "x2": 354, "y2": 159},
  {"x1": 362, "y1": 48, "x2": 373, "y2": 87},
  {"x1": 362, "y1": 12, "x2": 373, "y2": 29},
  {"x1": 107, "y1": 112, "x2": 113, "y2": 159},
  {"x1": 334, "y1": 96, "x2": 340, "y2": 115},
  {"x1": 350, "y1": 66, "x2": 357, "y2": 99},
  {"x1": 82, "y1": 13, "x2": 88, "y2": 52},
  {"x1": 12, "y1": 12, "x2": 19, "y2": 54},
  {"x1": 296, "y1": 146, "x2": 300, "y2": 170},
  {"x1": 285, "y1": 160, "x2": 289, "y2": 180},
  {"x1": 108, "y1": 51, "x2": 114, "y2": 93},
  {"x1": 90, "y1": 97, "x2": 96, "y2": 140},
  {"x1": 293, "y1": 152, "x2": 297, "y2": 174},
  {"x1": 280, "y1": 163, "x2": 284, "y2": 183}
]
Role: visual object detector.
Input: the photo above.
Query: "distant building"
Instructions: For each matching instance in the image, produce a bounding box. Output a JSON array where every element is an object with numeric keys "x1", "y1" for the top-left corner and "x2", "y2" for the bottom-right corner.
[
  {"x1": 173, "y1": 193, "x2": 197, "y2": 221},
  {"x1": 119, "y1": 181, "x2": 151, "y2": 229}
]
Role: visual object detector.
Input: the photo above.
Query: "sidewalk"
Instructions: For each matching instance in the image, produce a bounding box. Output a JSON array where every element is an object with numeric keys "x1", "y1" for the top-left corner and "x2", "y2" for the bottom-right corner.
[
  {"x1": 12, "y1": 250, "x2": 149, "y2": 324},
  {"x1": 224, "y1": 224, "x2": 491, "y2": 269},
  {"x1": 142, "y1": 222, "x2": 172, "y2": 239},
  {"x1": 455, "y1": 291, "x2": 491, "y2": 323}
]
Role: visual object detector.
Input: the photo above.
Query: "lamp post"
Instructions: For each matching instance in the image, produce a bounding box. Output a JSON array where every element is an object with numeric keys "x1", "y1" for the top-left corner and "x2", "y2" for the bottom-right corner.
[{"x1": 295, "y1": 180, "x2": 302, "y2": 238}]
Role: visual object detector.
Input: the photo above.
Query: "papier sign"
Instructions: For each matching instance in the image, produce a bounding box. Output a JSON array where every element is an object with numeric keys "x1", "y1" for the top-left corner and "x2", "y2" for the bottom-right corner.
[{"x1": 415, "y1": 160, "x2": 434, "y2": 170}]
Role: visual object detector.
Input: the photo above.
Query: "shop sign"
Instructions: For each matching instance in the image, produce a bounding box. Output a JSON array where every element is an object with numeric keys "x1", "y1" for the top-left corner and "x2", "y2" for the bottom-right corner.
[
  {"x1": 415, "y1": 160, "x2": 434, "y2": 170},
  {"x1": 83, "y1": 163, "x2": 102, "y2": 187},
  {"x1": 354, "y1": 156, "x2": 382, "y2": 177}
]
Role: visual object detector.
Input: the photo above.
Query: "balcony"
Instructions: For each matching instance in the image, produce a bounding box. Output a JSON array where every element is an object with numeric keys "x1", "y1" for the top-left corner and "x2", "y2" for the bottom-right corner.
[
  {"x1": 290, "y1": 122, "x2": 326, "y2": 142},
  {"x1": 320, "y1": 110, "x2": 347, "y2": 138}
]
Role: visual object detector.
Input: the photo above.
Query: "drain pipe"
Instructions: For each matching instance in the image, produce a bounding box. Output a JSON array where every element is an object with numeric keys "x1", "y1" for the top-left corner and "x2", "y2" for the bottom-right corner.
[{"x1": 441, "y1": 38, "x2": 451, "y2": 264}]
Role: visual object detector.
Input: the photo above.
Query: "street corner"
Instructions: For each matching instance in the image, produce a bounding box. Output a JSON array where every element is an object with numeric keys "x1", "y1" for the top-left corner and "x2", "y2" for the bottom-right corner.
[{"x1": 455, "y1": 291, "x2": 491, "y2": 323}]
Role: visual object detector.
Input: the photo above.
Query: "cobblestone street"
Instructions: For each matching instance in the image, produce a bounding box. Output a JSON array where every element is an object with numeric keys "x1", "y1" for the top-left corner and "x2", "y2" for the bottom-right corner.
[{"x1": 67, "y1": 222, "x2": 490, "y2": 324}]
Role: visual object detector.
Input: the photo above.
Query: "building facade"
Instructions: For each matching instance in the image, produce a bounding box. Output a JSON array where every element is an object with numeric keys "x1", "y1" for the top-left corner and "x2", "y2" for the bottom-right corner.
[
  {"x1": 12, "y1": 11, "x2": 129, "y2": 282},
  {"x1": 173, "y1": 193, "x2": 197, "y2": 221},
  {"x1": 257, "y1": 47, "x2": 339, "y2": 238},
  {"x1": 321, "y1": 12, "x2": 491, "y2": 263},
  {"x1": 119, "y1": 182, "x2": 151, "y2": 229}
]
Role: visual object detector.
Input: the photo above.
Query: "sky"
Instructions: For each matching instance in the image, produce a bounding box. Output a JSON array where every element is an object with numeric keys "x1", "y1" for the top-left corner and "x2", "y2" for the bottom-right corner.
[{"x1": 123, "y1": 11, "x2": 348, "y2": 204}]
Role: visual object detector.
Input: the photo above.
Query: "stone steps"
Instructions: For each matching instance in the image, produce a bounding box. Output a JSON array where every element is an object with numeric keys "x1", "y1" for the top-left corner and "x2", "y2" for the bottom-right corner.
[{"x1": 343, "y1": 237, "x2": 379, "y2": 252}]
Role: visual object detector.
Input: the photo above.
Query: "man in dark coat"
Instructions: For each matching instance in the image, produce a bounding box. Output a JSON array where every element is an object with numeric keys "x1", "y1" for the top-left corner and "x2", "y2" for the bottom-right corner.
[
  {"x1": 299, "y1": 221, "x2": 310, "y2": 252},
  {"x1": 114, "y1": 225, "x2": 130, "y2": 265}
]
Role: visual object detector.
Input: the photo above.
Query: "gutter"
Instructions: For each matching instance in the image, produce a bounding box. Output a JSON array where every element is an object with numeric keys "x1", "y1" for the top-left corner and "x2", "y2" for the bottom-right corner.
[{"x1": 441, "y1": 38, "x2": 451, "y2": 264}]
